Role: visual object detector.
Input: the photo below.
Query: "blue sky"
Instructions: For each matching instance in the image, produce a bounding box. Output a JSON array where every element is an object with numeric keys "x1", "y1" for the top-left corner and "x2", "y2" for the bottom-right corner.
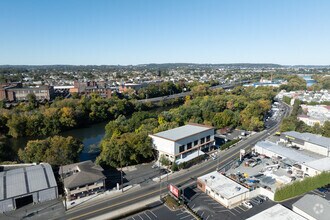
[{"x1": 0, "y1": 0, "x2": 330, "y2": 65}]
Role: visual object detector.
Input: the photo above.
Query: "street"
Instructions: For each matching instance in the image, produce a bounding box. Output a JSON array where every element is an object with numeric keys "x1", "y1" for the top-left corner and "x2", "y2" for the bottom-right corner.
[{"x1": 65, "y1": 102, "x2": 291, "y2": 220}]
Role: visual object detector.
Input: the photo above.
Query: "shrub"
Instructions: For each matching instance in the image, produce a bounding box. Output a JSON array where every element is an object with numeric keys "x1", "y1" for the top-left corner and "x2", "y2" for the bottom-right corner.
[{"x1": 274, "y1": 172, "x2": 330, "y2": 201}]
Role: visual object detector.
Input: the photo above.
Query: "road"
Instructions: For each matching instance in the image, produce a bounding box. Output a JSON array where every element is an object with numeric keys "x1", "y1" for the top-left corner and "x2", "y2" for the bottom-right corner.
[
  {"x1": 137, "y1": 81, "x2": 252, "y2": 103},
  {"x1": 65, "y1": 102, "x2": 291, "y2": 220}
]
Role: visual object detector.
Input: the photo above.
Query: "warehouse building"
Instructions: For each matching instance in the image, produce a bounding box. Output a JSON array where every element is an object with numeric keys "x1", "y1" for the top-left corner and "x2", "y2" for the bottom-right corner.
[
  {"x1": 253, "y1": 141, "x2": 330, "y2": 177},
  {"x1": 0, "y1": 163, "x2": 58, "y2": 213},
  {"x1": 292, "y1": 194, "x2": 329, "y2": 220},
  {"x1": 197, "y1": 171, "x2": 249, "y2": 208},
  {"x1": 246, "y1": 204, "x2": 306, "y2": 220},
  {"x1": 149, "y1": 123, "x2": 215, "y2": 163},
  {"x1": 280, "y1": 131, "x2": 330, "y2": 157}
]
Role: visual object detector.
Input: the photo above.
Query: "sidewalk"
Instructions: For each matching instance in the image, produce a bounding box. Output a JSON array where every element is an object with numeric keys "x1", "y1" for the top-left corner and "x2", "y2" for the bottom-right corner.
[{"x1": 90, "y1": 196, "x2": 160, "y2": 220}]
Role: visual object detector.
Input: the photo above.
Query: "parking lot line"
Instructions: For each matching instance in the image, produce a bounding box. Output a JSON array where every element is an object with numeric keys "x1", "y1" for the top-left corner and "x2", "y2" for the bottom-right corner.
[
  {"x1": 177, "y1": 212, "x2": 186, "y2": 216},
  {"x1": 205, "y1": 215, "x2": 210, "y2": 220},
  {"x1": 237, "y1": 206, "x2": 247, "y2": 211},
  {"x1": 232, "y1": 208, "x2": 241, "y2": 214},
  {"x1": 143, "y1": 212, "x2": 152, "y2": 220},
  {"x1": 137, "y1": 214, "x2": 144, "y2": 220},
  {"x1": 216, "y1": 210, "x2": 236, "y2": 216},
  {"x1": 212, "y1": 206, "x2": 225, "y2": 209},
  {"x1": 180, "y1": 214, "x2": 192, "y2": 219},
  {"x1": 146, "y1": 210, "x2": 157, "y2": 218},
  {"x1": 201, "y1": 211, "x2": 204, "y2": 217},
  {"x1": 191, "y1": 204, "x2": 195, "y2": 209}
]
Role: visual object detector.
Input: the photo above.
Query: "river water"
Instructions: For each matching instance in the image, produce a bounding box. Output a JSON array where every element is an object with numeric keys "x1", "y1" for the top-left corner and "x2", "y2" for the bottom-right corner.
[
  {"x1": 8, "y1": 121, "x2": 108, "y2": 162},
  {"x1": 8, "y1": 104, "x2": 179, "y2": 162},
  {"x1": 302, "y1": 75, "x2": 316, "y2": 87}
]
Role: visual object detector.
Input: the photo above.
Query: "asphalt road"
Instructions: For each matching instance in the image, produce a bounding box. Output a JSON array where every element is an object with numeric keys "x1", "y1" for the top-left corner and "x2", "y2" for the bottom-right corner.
[{"x1": 65, "y1": 102, "x2": 291, "y2": 220}]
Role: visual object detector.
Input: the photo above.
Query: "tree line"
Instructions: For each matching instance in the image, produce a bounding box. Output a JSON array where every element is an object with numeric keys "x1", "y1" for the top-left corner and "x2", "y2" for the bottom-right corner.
[{"x1": 97, "y1": 86, "x2": 276, "y2": 168}]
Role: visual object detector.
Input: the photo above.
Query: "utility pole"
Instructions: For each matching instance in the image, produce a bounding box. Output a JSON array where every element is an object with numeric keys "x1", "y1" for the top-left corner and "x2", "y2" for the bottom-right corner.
[
  {"x1": 61, "y1": 165, "x2": 67, "y2": 211},
  {"x1": 159, "y1": 160, "x2": 162, "y2": 200},
  {"x1": 120, "y1": 148, "x2": 124, "y2": 192}
]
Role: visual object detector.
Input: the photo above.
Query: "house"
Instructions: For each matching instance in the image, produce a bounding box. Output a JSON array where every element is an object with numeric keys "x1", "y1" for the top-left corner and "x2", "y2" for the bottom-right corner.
[
  {"x1": 0, "y1": 163, "x2": 58, "y2": 213},
  {"x1": 59, "y1": 161, "x2": 106, "y2": 201},
  {"x1": 149, "y1": 123, "x2": 215, "y2": 163}
]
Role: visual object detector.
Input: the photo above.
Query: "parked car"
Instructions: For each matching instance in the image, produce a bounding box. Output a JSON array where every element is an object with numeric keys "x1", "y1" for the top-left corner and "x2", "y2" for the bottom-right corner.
[
  {"x1": 242, "y1": 201, "x2": 253, "y2": 209},
  {"x1": 252, "y1": 197, "x2": 263, "y2": 205},
  {"x1": 258, "y1": 195, "x2": 269, "y2": 201}
]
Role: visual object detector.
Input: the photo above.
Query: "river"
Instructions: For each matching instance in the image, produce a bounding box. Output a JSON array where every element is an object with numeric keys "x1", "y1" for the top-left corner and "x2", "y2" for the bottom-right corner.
[
  {"x1": 301, "y1": 75, "x2": 316, "y2": 87},
  {"x1": 8, "y1": 121, "x2": 108, "y2": 162},
  {"x1": 8, "y1": 104, "x2": 180, "y2": 162}
]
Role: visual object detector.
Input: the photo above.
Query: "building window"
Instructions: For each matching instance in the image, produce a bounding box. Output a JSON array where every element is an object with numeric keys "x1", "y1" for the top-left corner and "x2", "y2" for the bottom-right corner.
[
  {"x1": 194, "y1": 140, "x2": 198, "y2": 146},
  {"x1": 201, "y1": 137, "x2": 205, "y2": 144},
  {"x1": 179, "y1": 145, "x2": 185, "y2": 153},
  {"x1": 187, "y1": 142, "x2": 192, "y2": 150},
  {"x1": 206, "y1": 135, "x2": 210, "y2": 142}
]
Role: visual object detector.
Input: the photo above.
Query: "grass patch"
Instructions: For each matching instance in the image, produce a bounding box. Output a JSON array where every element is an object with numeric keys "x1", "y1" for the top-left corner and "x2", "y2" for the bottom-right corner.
[
  {"x1": 164, "y1": 195, "x2": 180, "y2": 210},
  {"x1": 274, "y1": 172, "x2": 330, "y2": 201}
]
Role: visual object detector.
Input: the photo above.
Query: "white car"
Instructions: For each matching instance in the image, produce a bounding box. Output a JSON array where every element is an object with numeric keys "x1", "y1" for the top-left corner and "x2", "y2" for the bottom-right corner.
[{"x1": 242, "y1": 201, "x2": 253, "y2": 209}]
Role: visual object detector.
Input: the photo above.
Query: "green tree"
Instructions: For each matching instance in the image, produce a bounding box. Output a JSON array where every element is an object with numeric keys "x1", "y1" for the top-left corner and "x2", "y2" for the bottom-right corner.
[
  {"x1": 18, "y1": 136, "x2": 83, "y2": 166},
  {"x1": 159, "y1": 154, "x2": 171, "y2": 167}
]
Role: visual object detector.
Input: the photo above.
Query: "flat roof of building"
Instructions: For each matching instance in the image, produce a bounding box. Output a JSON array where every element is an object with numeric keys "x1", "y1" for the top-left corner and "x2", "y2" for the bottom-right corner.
[
  {"x1": 247, "y1": 204, "x2": 306, "y2": 220},
  {"x1": 150, "y1": 123, "x2": 214, "y2": 141},
  {"x1": 198, "y1": 171, "x2": 249, "y2": 199},
  {"x1": 0, "y1": 163, "x2": 57, "y2": 201},
  {"x1": 255, "y1": 141, "x2": 321, "y2": 164},
  {"x1": 246, "y1": 204, "x2": 306, "y2": 220},
  {"x1": 293, "y1": 194, "x2": 330, "y2": 220},
  {"x1": 283, "y1": 131, "x2": 330, "y2": 149},
  {"x1": 304, "y1": 157, "x2": 330, "y2": 172}
]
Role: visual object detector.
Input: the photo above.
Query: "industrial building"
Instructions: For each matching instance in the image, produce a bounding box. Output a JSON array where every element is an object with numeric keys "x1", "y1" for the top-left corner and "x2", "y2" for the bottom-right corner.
[
  {"x1": 246, "y1": 204, "x2": 306, "y2": 220},
  {"x1": 280, "y1": 131, "x2": 330, "y2": 157},
  {"x1": 59, "y1": 160, "x2": 106, "y2": 201},
  {"x1": 149, "y1": 123, "x2": 215, "y2": 163},
  {"x1": 292, "y1": 194, "x2": 329, "y2": 220},
  {"x1": 0, "y1": 163, "x2": 58, "y2": 213},
  {"x1": 253, "y1": 140, "x2": 330, "y2": 177},
  {"x1": 197, "y1": 171, "x2": 249, "y2": 208}
]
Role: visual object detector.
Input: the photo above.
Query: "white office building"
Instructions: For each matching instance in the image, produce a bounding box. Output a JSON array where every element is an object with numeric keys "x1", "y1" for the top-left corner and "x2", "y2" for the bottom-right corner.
[{"x1": 149, "y1": 123, "x2": 215, "y2": 163}]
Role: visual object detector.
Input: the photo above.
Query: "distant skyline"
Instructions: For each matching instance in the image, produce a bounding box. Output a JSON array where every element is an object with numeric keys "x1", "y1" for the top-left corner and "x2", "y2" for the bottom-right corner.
[{"x1": 1, "y1": 0, "x2": 330, "y2": 65}]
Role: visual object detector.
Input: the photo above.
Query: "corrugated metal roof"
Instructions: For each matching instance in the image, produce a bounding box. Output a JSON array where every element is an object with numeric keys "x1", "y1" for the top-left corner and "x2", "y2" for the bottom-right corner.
[
  {"x1": 304, "y1": 157, "x2": 330, "y2": 172},
  {"x1": 151, "y1": 124, "x2": 214, "y2": 141},
  {"x1": 283, "y1": 131, "x2": 330, "y2": 149},
  {"x1": 6, "y1": 168, "x2": 27, "y2": 198},
  {"x1": 26, "y1": 165, "x2": 48, "y2": 192},
  {"x1": 293, "y1": 194, "x2": 330, "y2": 220},
  {"x1": 0, "y1": 163, "x2": 57, "y2": 201}
]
